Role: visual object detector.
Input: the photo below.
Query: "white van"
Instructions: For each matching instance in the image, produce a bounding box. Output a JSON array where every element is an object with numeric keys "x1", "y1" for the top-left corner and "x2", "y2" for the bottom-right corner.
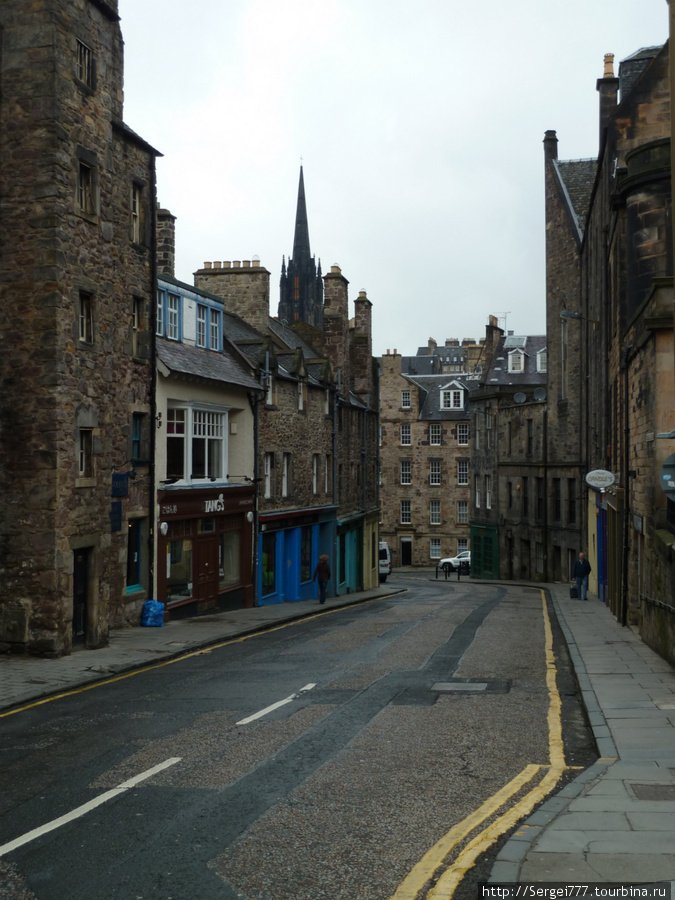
[{"x1": 378, "y1": 541, "x2": 392, "y2": 582}]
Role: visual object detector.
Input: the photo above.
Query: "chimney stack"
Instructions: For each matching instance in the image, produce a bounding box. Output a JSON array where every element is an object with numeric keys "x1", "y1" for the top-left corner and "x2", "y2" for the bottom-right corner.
[
  {"x1": 156, "y1": 207, "x2": 177, "y2": 278},
  {"x1": 597, "y1": 53, "x2": 619, "y2": 149}
]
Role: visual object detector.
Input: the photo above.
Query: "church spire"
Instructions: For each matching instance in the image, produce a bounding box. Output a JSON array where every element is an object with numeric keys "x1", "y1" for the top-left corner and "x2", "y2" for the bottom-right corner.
[
  {"x1": 278, "y1": 166, "x2": 324, "y2": 329},
  {"x1": 292, "y1": 166, "x2": 311, "y2": 264}
]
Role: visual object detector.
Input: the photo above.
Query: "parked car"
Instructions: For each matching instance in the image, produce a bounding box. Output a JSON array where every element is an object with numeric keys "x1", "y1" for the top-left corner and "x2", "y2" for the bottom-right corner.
[
  {"x1": 379, "y1": 541, "x2": 392, "y2": 582},
  {"x1": 438, "y1": 550, "x2": 471, "y2": 572}
]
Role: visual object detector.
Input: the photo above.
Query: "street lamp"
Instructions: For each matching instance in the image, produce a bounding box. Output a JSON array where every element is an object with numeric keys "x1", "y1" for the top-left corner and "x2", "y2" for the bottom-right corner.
[{"x1": 560, "y1": 309, "x2": 600, "y2": 328}]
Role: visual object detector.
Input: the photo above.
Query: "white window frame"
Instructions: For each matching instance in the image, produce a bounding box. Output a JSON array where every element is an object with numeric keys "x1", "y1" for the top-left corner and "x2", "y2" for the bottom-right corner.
[
  {"x1": 282, "y1": 452, "x2": 291, "y2": 497},
  {"x1": 537, "y1": 348, "x2": 547, "y2": 373},
  {"x1": 457, "y1": 460, "x2": 469, "y2": 485},
  {"x1": 457, "y1": 538, "x2": 468, "y2": 553},
  {"x1": 457, "y1": 422, "x2": 469, "y2": 445},
  {"x1": 401, "y1": 390, "x2": 411, "y2": 409},
  {"x1": 312, "y1": 454, "x2": 319, "y2": 494},
  {"x1": 78, "y1": 428, "x2": 93, "y2": 477},
  {"x1": 475, "y1": 475, "x2": 481, "y2": 509},
  {"x1": 430, "y1": 499, "x2": 441, "y2": 525},
  {"x1": 165, "y1": 404, "x2": 228, "y2": 484},
  {"x1": 400, "y1": 423, "x2": 411, "y2": 446},
  {"x1": 430, "y1": 538, "x2": 441, "y2": 560},
  {"x1": 196, "y1": 305, "x2": 207, "y2": 348},
  {"x1": 156, "y1": 290, "x2": 164, "y2": 337},
  {"x1": 400, "y1": 460, "x2": 411, "y2": 485},
  {"x1": 508, "y1": 350, "x2": 524, "y2": 373},
  {"x1": 400, "y1": 499, "x2": 411, "y2": 524},
  {"x1": 131, "y1": 183, "x2": 142, "y2": 243},
  {"x1": 264, "y1": 452, "x2": 274, "y2": 499},
  {"x1": 79, "y1": 291, "x2": 93, "y2": 343},
  {"x1": 166, "y1": 293, "x2": 180, "y2": 340},
  {"x1": 457, "y1": 500, "x2": 468, "y2": 524},
  {"x1": 429, "y1": 423, "x2": 442, "y2": 445},
  {"x1": 429, "y1": 460, "x2": 441, "y2": 485},
  {"x1": 210, "y1": 308, "x2": 220, "y2": 350},
  {"x1": 485, "y1": 474, "x2": 492, "y2": 509}
]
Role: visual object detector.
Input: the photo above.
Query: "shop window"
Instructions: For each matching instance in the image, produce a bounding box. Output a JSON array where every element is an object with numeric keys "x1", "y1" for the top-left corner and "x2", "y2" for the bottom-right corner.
[
  {"x1": 262, "y1": 532, "x2": 276, "y2": 595},
  {"x1": 219, "y1": 531, "x2": 240, "y2": 589},
  {"x1": 301, "y1": 526, "x2": 312, "y2": 582},
  {"x1": 168, "y1": 535, "x2": 193, "y2": 601}
]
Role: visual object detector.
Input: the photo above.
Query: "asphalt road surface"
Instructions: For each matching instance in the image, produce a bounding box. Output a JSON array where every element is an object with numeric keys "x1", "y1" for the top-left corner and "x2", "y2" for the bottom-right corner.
[{"x1": 0, "y1": 573, "x2": 596, "y2": 900}]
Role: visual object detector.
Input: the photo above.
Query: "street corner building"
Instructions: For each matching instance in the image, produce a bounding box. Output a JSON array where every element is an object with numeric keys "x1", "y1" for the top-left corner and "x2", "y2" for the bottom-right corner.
[
  {"x1": 544, "y1": 43, "x2": 675, "y2": 662},
  {"x1": 0, "y1": 0, "x2": 159, "y2": 656}
]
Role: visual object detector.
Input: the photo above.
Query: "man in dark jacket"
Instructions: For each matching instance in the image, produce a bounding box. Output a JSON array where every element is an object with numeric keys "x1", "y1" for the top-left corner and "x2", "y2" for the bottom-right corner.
[
  {"x1": 313, "y1": 554, "x2": 331, "y2": 604},
  {"x1": 573, "y1": 551, "x2": 592, "y2": 600}
]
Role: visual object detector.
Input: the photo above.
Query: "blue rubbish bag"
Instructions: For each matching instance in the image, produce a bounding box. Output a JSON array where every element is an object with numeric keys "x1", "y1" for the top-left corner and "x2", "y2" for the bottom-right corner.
[{"x1": 141, "y1": 599, "x2": 165, "y2": 627}]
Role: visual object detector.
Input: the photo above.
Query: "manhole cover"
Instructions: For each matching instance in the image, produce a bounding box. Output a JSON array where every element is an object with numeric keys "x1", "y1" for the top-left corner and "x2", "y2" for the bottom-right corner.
[{"x1": 630, "y1": 783, "x2": 675, "y2": 801}]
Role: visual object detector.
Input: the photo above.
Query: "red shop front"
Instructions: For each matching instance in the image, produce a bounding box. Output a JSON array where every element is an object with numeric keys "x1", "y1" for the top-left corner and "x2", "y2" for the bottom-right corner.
[{"x1": 157, "y1": 485, "x2": 255, "y2": 616}]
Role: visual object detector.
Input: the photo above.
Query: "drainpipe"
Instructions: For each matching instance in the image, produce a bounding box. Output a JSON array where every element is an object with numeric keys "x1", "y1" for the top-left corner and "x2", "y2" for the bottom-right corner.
[
  {"x1": 333, "y1": 372, "x2": 340, "y2": 588},
  {"x1": 252, "y1": 389, "x2": 260, "y2": 606},
  {"x1": 149, "y1": 159, "x2": 158, "y2": 603},
  {"x1": 543, "y1": 408, "x2": 548, "y2": 582},
  {"x1": 620, "y1": 344, "x2": 634, "y2": 627}
]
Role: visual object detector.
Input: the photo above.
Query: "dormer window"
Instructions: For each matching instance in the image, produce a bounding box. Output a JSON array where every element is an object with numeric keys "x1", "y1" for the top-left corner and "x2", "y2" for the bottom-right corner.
[
  {"x1": 508, "y1": 350, "x2": 524, "y2": 373},
  {"x1": 441, "y1": 388, "x2": 463, "y2": 409},
  {"x1": 537, "y1": 348, "x2": 547, "y2": 373}
]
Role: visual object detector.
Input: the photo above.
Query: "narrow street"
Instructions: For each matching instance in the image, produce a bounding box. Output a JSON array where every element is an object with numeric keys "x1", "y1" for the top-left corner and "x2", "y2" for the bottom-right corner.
[{"x1": 0, "y1": 574, "x2": 595, "y2": 900}]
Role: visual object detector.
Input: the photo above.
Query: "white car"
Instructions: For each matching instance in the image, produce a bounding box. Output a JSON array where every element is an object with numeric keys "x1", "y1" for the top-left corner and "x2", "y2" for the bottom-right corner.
[{"x1": 438, "y1": 551, "x2": 471, "y2": 572}]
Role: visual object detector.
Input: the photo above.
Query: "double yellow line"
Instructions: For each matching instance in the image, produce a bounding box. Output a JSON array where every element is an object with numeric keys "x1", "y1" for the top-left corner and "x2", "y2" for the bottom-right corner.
[{"x1": 389, "y1": 590, "x2": 571, "y2": 900}]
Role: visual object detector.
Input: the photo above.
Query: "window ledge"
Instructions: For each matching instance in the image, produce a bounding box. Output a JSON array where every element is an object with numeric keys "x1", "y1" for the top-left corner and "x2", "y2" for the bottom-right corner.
[{"x1": 75, "y1": 477, "x2": 96, "y2": 488}]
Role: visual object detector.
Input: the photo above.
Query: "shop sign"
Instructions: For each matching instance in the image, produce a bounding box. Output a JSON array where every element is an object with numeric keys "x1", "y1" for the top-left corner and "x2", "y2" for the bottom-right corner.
[
  {"x1": 659, "y1": 454, "x2": 675, "y2": 498},
  {"x1": 159, "y1": 486, "x2": 254, "y2": 520},
  {"x1": 585, "y1": 469, "x2": 615, "y2": 491}
]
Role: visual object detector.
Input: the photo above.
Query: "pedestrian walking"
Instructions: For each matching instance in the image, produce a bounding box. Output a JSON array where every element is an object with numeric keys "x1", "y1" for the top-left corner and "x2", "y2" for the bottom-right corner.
[
  {"x1": 313, "y1": 554, "x2": 330, "y2": 604},
  {"x1": 573, "y1": 551, "x2": 591, "y2": 600}
]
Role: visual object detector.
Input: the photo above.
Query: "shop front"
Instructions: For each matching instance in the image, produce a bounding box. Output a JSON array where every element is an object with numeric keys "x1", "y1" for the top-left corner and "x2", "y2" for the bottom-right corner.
[
  {"x1": 258, "y1": 508, "x2": 335, "y2": 605},
  {"x1": 157, "y1": 485, "x2": 255, "y2": 616}
]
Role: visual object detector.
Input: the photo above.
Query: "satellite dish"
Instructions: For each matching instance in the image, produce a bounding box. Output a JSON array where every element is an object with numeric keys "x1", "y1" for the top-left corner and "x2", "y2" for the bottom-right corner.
[
  {"x1": 514, "y1": 392, "x2": 527, "y2": 403},
  {"x1": 533, "y1": 387, "x2": 547, "y2": 402}
]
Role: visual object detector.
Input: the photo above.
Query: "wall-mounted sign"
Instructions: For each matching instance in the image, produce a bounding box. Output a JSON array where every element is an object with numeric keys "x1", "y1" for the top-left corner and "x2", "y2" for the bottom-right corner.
[
  {"x1": 585, "y1": 469, "x2": 616, "y2": 491},
  {"x1": 659, "y1": 454, "x2": 675, "y2": 498}
]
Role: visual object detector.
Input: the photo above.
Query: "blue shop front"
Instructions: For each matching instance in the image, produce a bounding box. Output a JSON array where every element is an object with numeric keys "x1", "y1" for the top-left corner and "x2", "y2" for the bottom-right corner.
[{"x1": 258, "y1": 507, "x2": 336, "y2": 605}]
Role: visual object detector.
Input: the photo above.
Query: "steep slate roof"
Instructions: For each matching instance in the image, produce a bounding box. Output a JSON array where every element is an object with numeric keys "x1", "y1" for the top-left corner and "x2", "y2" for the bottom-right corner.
[
  {"x1": 483, "y1": 335, "x2": 547, "y2": 388},
  {"x1": 404, "y1": 374, "x2": 479, "y2": 420},
  {"x1": 402, "y1": 355, "x2": 438, "y2": 375},
  {"x1": 555, "y1": 158, "x2": 597, "y2": 237},
  {"x1": 619, "y1": 45, "x2": 663, "y2": 101},
  {"x1": 157, "y1": 337, "x2": 261, "y2": 392},
  {"x1": 269, "y1": 318, "x2": 321, "y2": 359}
]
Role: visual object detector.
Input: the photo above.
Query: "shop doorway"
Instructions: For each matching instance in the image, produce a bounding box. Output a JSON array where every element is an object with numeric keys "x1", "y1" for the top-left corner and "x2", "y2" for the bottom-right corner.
[
  {"x1": 195, "y1": 538, "x2": 219, "y2": 604},
  {"x1": 72, "y1": 548, "x2": 90, "y2": 645}
]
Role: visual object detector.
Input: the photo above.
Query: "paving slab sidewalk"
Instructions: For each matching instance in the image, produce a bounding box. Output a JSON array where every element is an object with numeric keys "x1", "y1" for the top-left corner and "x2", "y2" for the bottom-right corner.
[{"x1": 490, "y1": 584, "x2": 675, "y2": 886}]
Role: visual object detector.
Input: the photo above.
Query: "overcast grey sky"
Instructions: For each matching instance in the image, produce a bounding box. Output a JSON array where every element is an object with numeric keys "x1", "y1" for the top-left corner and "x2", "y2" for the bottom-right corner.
[{"x1": 118, "y1": 0, "x2": 668, "y2": 357}]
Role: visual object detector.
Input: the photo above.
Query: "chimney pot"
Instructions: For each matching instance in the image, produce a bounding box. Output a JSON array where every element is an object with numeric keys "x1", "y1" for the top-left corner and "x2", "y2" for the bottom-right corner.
[
  {"x1": 330, "y1": 264, "x2": 341, "y2": 274},
  {"x1": 233, "y1": 261, "x2": 241, "y2": 268},
  {"x1": 214, "y1": 261, "x2": 222, "y2": 269},
  {"x1": 243, "y1": 260, "x2": 251, "y2": 267},
  {"x1": 603, "y1": 53, "x2": 615, "y2": 78},
  {"x1": 204, "y1": 261, "x2": 212, "y2": 269}
]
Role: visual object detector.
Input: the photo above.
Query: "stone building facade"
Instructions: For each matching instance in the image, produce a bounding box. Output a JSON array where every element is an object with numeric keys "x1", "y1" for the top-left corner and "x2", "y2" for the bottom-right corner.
[
  {"x1": 154, "y1": 272, "x2": 261, "y2": 616},
  {"x1": 379, "y1": 345, "x2": 481, "y2": 568},
  {"x1": 469, "y1": 333, "x2": 552, "y2": 581},
  {"x1": 0, "y1": 0, "x2": 157, "y2": 655},
  {"x1": 546, "y1": 45, "x2": 675, "y2": 663},
  {"x1": 193, "y1": 260, "x2": 380, "y2": 600}
]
